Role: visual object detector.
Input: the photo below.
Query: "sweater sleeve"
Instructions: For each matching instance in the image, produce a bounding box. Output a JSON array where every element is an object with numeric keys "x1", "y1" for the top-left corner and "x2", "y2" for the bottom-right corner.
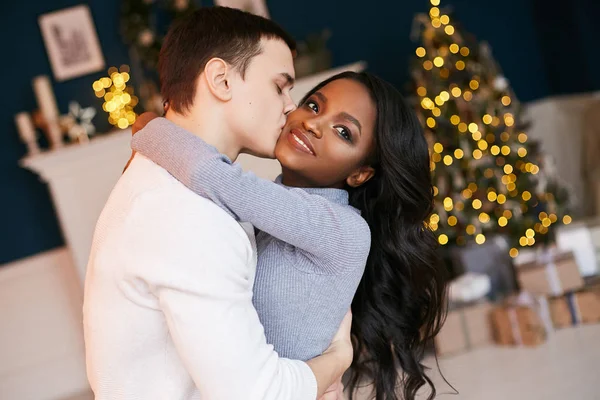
[
  {"x1": 131, "y1": 118, "x2": 371, "y2": 273},
  {"x1": 129, "y1": 187, "x2": 318, "y2": 400}
]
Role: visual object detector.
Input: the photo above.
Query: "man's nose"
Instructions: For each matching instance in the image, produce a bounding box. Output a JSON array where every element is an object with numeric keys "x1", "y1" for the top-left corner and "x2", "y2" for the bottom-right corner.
[{"x1": 283, "y1": 94, "x2": 296, "y2": 115}]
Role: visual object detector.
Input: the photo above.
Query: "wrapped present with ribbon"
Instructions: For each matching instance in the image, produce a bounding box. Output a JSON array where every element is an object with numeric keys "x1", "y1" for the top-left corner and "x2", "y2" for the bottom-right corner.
[
  {"x1": 550, "y1": 284, "x2": 600, "y2": 328},
  {"x1": 516, "y1": 250, "x2": 583, "y2": 296},
  {"x1": 491, "y1": 292, "x2": 553, "y2": 347},
  {"x1": 435, "y1": 300, "x2": 493, "y2": 357},
  {"x1": 435, "y1": 273, "x2": 494, "y2": 357}
]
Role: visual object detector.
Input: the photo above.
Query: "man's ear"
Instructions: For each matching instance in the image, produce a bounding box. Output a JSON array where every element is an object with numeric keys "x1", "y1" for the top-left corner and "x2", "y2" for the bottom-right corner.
[
  {"x1": 203, "y1": 58, "x2": 232, "y2": 102},
  {"x1": 346, "y1": 165, "x2": 375, "y2": 188}
]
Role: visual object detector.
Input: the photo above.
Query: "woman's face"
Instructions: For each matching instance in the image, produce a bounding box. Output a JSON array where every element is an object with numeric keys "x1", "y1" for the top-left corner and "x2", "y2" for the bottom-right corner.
[{"x1": 274, "y1": 78, "x2": 377, "y2": 188}]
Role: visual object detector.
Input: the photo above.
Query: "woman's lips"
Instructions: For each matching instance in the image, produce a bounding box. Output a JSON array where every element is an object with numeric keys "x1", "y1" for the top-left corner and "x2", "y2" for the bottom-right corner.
[{"x1": 287, "y1": 128, "x2": 316, "y2": 155}]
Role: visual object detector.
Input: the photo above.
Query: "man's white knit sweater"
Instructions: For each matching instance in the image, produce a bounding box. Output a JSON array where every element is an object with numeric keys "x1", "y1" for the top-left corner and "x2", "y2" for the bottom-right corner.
[{"x1": 83, "y1": 154, "x2": 317, "y2": 399}]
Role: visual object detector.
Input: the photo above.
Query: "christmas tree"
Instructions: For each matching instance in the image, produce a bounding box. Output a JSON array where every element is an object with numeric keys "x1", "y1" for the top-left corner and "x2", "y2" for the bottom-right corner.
[{"x1": 411, "y1": 0, "x2": 571, "y2": 258}]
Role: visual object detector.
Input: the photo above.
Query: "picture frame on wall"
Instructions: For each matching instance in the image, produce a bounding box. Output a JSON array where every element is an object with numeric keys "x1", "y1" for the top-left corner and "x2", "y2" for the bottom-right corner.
[
  {"x1": 38, "y1": 5, "x2": 105, "y2": 82},
  {"x1": 214, "y1": 0, "x2": 270, "y2": 18}
]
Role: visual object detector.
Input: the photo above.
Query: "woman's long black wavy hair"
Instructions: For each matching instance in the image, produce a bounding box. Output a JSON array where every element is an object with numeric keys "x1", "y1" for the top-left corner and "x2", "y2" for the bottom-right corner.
[{"x1": 301, "y1": 72, "x2": 449, "y2": 400}]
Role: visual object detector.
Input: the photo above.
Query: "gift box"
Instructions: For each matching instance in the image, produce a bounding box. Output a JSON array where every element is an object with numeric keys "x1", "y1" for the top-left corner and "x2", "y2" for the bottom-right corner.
[
  {"x1": 490, "y1": 293, "x2": 552, "y2": 347},
  {"x1": 449, "y1": 273, "x2": 491, "y2": 304},
  {"x1": 549, "y1": 285, "x2": 600, "y2": 328},
  {"x1": 435, "y1": 301, "x2": 493, "y2": 357},
  {"x1": 589, "y1": 224, "x2": 600, "y2": 273},
  {"x1": 450, "y1": 236, "x2": 518, "y2": 300},
  {"x1": 556, "y1": 221, "x2": 598, "y2": 277},
  {"x1": 516, "y1": 251, "x2": 583, "y2": 296}
]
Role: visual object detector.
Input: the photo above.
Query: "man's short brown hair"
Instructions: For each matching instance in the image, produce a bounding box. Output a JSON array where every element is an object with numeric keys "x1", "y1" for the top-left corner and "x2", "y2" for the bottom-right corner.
[{"x1": 159, "y1": 7, "x2": 296, "y2": 114}]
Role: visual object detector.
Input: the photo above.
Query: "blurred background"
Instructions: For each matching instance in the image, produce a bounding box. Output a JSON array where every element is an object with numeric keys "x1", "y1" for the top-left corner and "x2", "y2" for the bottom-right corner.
[{"x1": 1, "y1": 1, "x2": 599, "y2": 399}]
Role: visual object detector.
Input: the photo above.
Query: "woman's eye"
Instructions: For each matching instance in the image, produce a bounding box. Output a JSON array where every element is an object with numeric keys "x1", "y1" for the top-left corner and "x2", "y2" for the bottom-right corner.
[
  {"x1": 336, "y1": 126, "x2": 352, "y2": 142},
  {"x1": 275, "y1": 85, "x2": 283, "y2": 94},
  {"x1": 306, "y1": 101, "x2": 318, "y2": 112}
]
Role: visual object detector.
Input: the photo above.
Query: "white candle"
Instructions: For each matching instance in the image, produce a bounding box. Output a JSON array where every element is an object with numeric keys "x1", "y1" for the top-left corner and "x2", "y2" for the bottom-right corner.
[
  {"x1": 14, "y1": 112, "x2": 41, "y2": 155},
  {"x1": 33, "y1": 75, "x2": 60, "y2": 122},
  {"x1": 15, "y1": 112, "x2": 36, "y2": 142},
  {"x1": 46, "y1": 120, "x2": 63, "y2": 149}
]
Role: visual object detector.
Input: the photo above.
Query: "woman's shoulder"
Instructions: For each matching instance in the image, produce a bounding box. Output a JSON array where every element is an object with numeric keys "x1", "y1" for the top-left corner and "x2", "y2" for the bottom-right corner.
[
  {"x1": 330, "y1": 202, "x2": 371, "y2": 254},
  {"x1": 336, "y1": 201, "x2": 369, "y2": 229}
]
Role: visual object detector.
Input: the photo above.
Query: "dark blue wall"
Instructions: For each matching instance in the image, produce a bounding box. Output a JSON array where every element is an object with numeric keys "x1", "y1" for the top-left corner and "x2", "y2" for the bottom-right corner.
[
  {"x1": 1, "y1": 0, "x2": 598, "y2": 264},
  {"x1": 2, "y1": 1, "x2": 130, "y2": 265},
  {"x1": 270, "y1": 0, "x2": 551, "y2": 100}
]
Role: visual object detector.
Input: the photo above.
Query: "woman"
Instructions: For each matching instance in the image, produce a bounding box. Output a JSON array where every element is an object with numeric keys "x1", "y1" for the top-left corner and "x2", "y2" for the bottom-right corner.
[{"x1": 131, "y1": 71, "x2": 448, "y2": 400}]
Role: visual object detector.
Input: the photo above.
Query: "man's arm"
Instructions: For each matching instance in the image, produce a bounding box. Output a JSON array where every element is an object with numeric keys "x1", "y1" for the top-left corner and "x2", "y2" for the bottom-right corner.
[{"x1": 129, "y1": 188, "x2": 350, "y2": 399}]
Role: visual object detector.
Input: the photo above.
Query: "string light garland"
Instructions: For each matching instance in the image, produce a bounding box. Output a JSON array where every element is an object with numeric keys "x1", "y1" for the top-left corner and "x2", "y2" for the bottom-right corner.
[
  {"x1": 412, "y1": 0, "x2": 571, "y2": 256},
  {"x1": 93, "y1": 66, "x2": 139, "y2": 129}
]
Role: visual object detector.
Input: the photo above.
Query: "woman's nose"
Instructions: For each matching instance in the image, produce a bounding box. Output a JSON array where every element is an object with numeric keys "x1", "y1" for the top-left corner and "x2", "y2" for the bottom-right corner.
[{"x1": 302, "y1": 118, "x2": 322, "y2": 139}]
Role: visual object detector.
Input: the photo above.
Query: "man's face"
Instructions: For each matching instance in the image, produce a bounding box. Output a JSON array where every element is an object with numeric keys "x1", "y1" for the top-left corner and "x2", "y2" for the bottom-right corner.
[{"x1": 226, "y1": 38, "x2": 296, "y2": 159}]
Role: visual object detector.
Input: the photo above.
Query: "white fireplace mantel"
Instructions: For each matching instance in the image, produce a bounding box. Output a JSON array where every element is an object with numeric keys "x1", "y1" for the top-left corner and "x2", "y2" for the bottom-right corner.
[
  {"x1": 20, "y1": 61, "x2": 367, "y2": 285},
  {"x1": 21, "y1": 130, "x2": 133, "y2": 283}
]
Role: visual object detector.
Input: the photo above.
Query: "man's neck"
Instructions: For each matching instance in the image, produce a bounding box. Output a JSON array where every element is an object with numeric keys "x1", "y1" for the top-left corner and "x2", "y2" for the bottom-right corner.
[{"x1": 165, "y1": 108, "x2": 240, "y2": 161}]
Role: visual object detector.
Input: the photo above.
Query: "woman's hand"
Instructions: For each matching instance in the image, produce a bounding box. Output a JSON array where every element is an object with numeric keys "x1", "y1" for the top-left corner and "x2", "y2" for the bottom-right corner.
[
  {"x1": 132, "y1": 112, "x2": 159, "y2": 135},
  {"x1": 123, "y1": 112, "x2": 160, "y2": 172}
]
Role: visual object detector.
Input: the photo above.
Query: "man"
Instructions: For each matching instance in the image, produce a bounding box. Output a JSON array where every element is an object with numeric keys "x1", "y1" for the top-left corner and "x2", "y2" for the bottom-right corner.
[{"x1": 84, "y1": 7, "x2": 350, "y2": 400}]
